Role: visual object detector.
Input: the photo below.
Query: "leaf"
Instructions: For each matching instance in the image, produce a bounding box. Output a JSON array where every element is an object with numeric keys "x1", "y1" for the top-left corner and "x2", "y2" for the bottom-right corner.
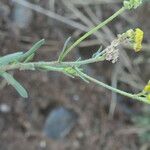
[
  {"x1": 0, "y1": 72, "x2": 28, "y2": 98},
  {"x1": 20, "y1": 39, "x2": 45, "y2": 62},
  {"x1": 24, "y1": 53, "x2": 35, "y2": 63},
  {"x1": 0, "y1": 52, "x2": 23, "y2": 66},
  {"x1": 58, "y1": 37, "x2": 71, "y2": 62},
  {"x1": 75, "y1": 57, "x2": 82, "y2": 67},
  {"x1": 92, "y1": 46, "x2": 103, "y2": 58},
  {"x1": 74, "y1": 67, "x2": 89, "y2": 83},
  {"x1": 40, "y1": 65, "x2": 63, "y2": 72}
]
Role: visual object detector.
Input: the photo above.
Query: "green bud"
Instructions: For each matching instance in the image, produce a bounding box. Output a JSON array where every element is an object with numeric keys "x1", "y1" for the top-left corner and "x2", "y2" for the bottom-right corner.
[
  {"x1": 123, "y1": 1, "x2": 133, "y2": 9},
  {"x1": 63, "y1": 67, "x2": 77, "y2": 76},
  {"x1": 123, "y1": 0, "x2": 143, "y2": 9}
]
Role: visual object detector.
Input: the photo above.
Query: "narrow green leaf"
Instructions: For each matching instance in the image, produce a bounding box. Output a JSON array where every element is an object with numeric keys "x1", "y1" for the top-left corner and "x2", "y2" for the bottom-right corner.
[
  {"x1": 58, "y1": 37, "x2": 71, "y2": 62},
  {"x1": 1, "y1": 72, "x2": 28, "y2": 98},
  {"x1": 0, "y1": 52, "x2": 23, "y2": 66},
  {"x1": 24, "y1": 53, "x2": 35, "y2": 63},
  {"x1": 92, "y1": 46, "x2": 103, "y2": 58},
  {"x1": 40, "y1": 65, "x2": 63, "y2": 72},
  {"x1": 75, "y1": 67, "x2": 89, "y2": 83},
  {"x1": 20, "y1": 39, "x2": 45, "y2": 61}
]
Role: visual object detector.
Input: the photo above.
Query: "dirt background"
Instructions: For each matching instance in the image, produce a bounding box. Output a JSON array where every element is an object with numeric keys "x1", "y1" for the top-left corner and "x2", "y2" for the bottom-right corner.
[{"x1": 0, "y1": 0, "x2": 150, "y2": 150}]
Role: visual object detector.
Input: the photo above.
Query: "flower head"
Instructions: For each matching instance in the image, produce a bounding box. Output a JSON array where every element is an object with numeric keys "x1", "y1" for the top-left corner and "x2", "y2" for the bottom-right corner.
[
  {"x1": 123, "y1": 0, "x2": 143, "y2": 9},
  {"x1": 134, "y1": 28, "x2": 144, "y2": 52},
  {"x1": 143, "y1": 80, "x2": 150, "y2": 93},
  {"x1": 126, "y1": 28, "x2": 144, "y2": 52},
  {"x1": 105, "y1": 38, "x2": 121, "y2": 63},
  {"x1": 105, "y1": 47, "x2": 119, "y2": 63},
  {"x1": 104, "y1": 28, "x2": 144, "y2": 63}
]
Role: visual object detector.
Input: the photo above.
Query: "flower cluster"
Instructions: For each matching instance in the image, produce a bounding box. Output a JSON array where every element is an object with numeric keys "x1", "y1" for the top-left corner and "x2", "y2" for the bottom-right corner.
[
  {"x1": 105, "y1": 32, "x2": 129, "y2": 63},
  {"x1": 144, "y1": 82, "x2": 150, "y2": 93},
  {"x1": 126, "y1": 28, "x2": 144, "y2": 52},
  {"x1": 134, "y1": 28, "x2": 144, "y2": 52},
  {"x1": 104, "y1": 28, "x2": 144, "y2": 63},
  {"x1": 123, "y1": 0, "x2": 143, "y2": 9},
  {"x1": 105, "y1": 40, "x2": 119, "y2": 63}
]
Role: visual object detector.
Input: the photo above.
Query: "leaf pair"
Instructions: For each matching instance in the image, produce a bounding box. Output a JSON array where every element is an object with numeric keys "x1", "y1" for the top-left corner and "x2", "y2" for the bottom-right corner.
[
  {"x1": 0, "y1": 39, "x2": 45, "y2": 98},
  {"x1": 20, "y1": 39, "x2": 45, "y2": 62},
  {"x1": 0, "y1": 52, "x2": 23, "y2": 66}
]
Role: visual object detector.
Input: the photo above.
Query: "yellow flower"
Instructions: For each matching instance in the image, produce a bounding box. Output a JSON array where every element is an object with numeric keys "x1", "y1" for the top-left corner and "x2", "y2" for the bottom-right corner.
[
  {"x1": 133, "y1": 28, "x2": 144, "y2": 52},
  {"x1": 126, "y1": 28, "x2": 144, "y2": 52},
  {"x1": 144, "y1": 85, "x2": 150, "y2": 93}
]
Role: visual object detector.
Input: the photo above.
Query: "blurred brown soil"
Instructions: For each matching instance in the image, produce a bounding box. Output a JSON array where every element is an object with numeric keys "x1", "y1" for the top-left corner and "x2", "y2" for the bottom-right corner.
[{"x1": 0, "y1": 1, "x2": 149, "y2": 150}]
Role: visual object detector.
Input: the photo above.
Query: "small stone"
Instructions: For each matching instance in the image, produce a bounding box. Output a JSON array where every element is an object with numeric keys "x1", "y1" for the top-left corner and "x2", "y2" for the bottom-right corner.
[
  {"x1": 0, "y1": 104, "x2": 10, "y2": 113},
  {"x1": 43, "y1": 106, "x2": 78, "y2": 139},
  {"x1": 39, "y1": 140, "x2": 46, "y2": 149},
  {"x1": 73, "y1": 94, "x2": 79, "y2": 101}
]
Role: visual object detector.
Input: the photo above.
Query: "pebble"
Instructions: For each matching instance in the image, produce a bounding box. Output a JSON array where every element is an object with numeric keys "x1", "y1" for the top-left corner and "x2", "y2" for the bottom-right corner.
[
  {"x1": 0, "y1": 104, "x2": 11, "y2": 113},
  {"x1": 43, "y1": 106, "x2": 78, "y2": 139},
  {"x1": 73, "y1": 94, "x2": 79, "y2": 101},
  {"x1": 39, "y1": 140, "x2": 46, "y2": 149}
]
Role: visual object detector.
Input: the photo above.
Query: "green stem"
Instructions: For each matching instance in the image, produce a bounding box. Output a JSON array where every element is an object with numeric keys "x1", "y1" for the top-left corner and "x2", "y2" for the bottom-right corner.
[
  {"x1": 62, "y1": 7, "x2": 126, "y2": 60},
  {"x1": 78, "y1": 71, "x2": 150, "y2": 104},
  {"x1": 0, "y1": 55, "x2": 105, "y2": 72},
  {"x1": 62, "y1": 55, "x2": 106, "y2": 66}
]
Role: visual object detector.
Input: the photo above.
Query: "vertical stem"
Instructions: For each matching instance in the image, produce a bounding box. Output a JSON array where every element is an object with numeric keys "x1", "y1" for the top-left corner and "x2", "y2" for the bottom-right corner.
[{"x1": 62, "y1": 7, "x2": 126, "y2": 59}]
